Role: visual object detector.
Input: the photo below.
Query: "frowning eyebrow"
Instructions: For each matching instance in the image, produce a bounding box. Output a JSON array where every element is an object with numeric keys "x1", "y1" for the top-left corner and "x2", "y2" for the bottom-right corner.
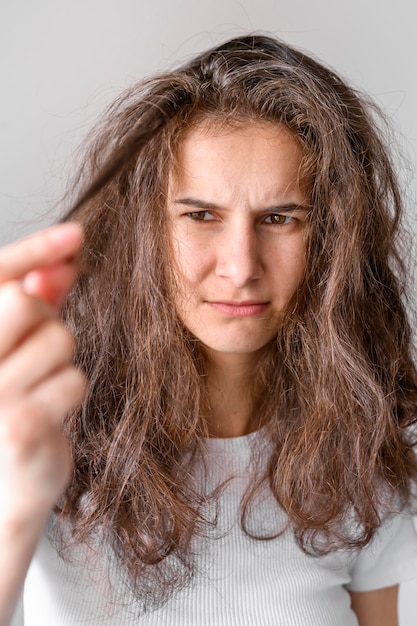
[
  {"x1": 174, "y1": 198, "x2": 310, "y2": 213},
  {"x1": 174, "y1": 198, "x2": 221, "y2": 210}
]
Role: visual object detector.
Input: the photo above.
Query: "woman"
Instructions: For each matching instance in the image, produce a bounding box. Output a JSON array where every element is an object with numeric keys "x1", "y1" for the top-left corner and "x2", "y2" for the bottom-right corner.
[{"x1": 2, "y1": 34, "x2": 417, "y2": 625}]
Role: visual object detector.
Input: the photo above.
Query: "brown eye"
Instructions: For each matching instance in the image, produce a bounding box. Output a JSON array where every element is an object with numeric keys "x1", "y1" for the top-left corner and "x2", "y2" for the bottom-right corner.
[
  {"x1": 265, "y1": 214, "x2": 292, "y2": 225},
  {"x1": 187, "y1": 211, "x2": 214, "y2": 221}
]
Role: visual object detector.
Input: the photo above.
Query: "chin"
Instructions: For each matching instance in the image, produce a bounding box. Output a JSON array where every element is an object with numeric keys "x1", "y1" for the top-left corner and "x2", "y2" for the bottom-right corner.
[{"x1": 202, "y1": 337, "x2": 275, "y2": 356}]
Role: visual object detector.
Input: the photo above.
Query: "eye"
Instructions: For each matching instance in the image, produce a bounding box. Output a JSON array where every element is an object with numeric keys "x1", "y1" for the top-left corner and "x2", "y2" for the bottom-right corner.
[
  {"x1": 186, "y1": 211, "x2": 215, "y2": 221},
  {"x1": 264, "y1": 214, "x2": 294, "y2": 226}
]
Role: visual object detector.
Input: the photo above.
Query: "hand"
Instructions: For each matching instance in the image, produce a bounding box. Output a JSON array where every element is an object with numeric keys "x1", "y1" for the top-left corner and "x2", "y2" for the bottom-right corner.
[
  {"x1": 0, "y1": 224, "x2": 86, "y2": 625},
  {"x1": 0, "y1": 223, "x2": 86, "y2": 519}
]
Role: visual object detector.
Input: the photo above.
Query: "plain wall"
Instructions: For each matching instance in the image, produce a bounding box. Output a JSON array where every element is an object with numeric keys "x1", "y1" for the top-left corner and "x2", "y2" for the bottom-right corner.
[
  {"x1": 1, "y1": 0, "x2": 416, "y2": 244},
  {"x1": 2, "y1": 1, "x2": 417, "y2": 623},
  {"x1": 0, "y1": 0, "x2": 417, "y2": 243}
]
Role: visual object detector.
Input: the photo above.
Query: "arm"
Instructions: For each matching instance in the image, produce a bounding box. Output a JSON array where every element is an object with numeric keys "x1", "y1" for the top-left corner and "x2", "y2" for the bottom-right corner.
[
  {"x1": 0, "y1": 224, "x2": 86, "y2": 626},
  {"x1": 349, "y1": 585, "x2": 398, "y2": 626}
]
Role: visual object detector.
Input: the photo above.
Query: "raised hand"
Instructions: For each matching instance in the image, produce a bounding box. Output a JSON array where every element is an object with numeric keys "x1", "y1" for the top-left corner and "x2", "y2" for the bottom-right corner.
[{"x1": 0, "y1": 224, "x2": 86, "y2": 625}]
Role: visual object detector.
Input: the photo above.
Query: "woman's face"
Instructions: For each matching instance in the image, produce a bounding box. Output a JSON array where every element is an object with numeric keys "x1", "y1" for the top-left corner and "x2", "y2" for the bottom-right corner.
[{"x1": 167, "y1": 122, "x2": 309, "y2": 361}]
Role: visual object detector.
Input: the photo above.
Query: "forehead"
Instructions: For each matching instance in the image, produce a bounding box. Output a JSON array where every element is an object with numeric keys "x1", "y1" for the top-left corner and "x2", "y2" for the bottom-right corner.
[{"x1": 169, "y1": 120, "x2": 307, "y2": 203}]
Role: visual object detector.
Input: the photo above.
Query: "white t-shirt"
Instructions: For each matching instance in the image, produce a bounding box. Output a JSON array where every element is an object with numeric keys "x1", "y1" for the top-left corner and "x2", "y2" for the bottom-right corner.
[{"x1": 22, "y1": 429, "x2": 417, "y2": 625}]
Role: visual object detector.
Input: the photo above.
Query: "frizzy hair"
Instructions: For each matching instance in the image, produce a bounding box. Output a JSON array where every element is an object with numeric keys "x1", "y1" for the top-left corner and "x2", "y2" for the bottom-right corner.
[{"x1": 58, "y1": 34, "x2": 417, "y2": 608}]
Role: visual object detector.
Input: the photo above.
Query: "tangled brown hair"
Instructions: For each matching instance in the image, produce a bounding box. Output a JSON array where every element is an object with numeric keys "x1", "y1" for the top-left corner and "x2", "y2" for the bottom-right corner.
[{"x1": 58, "y1": 34, "x2": 417, "y2": 609}]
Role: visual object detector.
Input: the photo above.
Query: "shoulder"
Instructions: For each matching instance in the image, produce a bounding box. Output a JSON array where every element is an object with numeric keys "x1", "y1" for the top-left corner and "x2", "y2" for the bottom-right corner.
[{"x1": 347, "y1": 512, "x2": 417, "y2": 592}]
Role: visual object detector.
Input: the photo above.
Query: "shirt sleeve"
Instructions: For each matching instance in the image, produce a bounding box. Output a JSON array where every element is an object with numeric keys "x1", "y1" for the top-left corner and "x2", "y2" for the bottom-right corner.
[{"x1": 346, "y1": 513, "x2": 417, "y2": 592}]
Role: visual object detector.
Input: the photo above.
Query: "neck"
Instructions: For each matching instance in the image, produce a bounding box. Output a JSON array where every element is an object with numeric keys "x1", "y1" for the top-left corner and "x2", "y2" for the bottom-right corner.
[{"x1": 203, "y1": 350, "x2": 263, "y2": 438}]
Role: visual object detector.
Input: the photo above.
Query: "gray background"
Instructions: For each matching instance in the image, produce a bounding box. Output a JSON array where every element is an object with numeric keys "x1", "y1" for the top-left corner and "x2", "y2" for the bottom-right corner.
[{"x1": 2, "y1": 1, "x2": 417, "y2": 623}]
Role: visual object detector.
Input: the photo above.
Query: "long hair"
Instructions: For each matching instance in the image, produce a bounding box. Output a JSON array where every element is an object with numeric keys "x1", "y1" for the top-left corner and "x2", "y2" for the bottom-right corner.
[{"x1": 59, "y1": 34, "x2": 417, "y2": 608}]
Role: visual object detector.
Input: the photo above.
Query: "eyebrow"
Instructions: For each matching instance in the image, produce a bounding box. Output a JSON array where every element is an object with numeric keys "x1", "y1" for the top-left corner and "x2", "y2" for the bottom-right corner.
[{"x1": 174, "y1": 198, "x2": 310, "y2": 213}]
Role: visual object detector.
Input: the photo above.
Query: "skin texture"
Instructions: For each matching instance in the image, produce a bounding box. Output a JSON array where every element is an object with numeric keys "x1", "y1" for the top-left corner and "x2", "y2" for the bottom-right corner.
[
  {"x1": 349, "y1": 586, "x2": 398, "y2": 626},
  {"x1": 0, "y1": 224, "x2": 86, "y2": 625},
  {"x1": 168, "y1": 123, "x2": 309, "y2": 438},
  {"x1": 169, "y1": 123, "x2": 308, "y2": 360}
]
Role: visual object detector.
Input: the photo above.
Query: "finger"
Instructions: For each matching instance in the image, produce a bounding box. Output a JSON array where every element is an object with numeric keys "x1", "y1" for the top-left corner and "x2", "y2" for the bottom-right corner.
[
  {"x1": 0, "y1": 366, "x2": 85, "y2": 465},
  {"x1": 0, "y1": 223, "x2": 83, "y2": 283},
  {"x1": 28, "y1": 365, "x2": 86, "y2": 423},
  {"x1": 1, "y1": 366, "x2": 86, "y2": 449},
  {"x1": 22, "y1": 261, "x2": 78, "y2": 308},
  {"x1": 0, "y1": 320, "x2": 75, "y2": 399},
  {"x1": 0, "y1": 418, "x2": 72, "y2": 516},
  {"x1": 0, "y1": 366, "x2": 85, "y2": 511},
  {"x1": 0, "y1": 282, "x2": 56, "y2": 358},
  {"x1": 0, "y1": 378, "x2": 80, "y2": 514}
]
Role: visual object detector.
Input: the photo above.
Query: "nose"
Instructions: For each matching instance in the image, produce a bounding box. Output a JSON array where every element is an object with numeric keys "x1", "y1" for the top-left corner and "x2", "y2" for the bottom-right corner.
[{"x1": 215, "y1": 222, "x2": 264, "y2": 287}]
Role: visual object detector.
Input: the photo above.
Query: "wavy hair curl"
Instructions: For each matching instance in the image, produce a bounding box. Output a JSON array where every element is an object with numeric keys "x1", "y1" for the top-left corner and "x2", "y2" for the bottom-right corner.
[{"x1": 59, "y1": 34, "x2": 417, "y2": 609}]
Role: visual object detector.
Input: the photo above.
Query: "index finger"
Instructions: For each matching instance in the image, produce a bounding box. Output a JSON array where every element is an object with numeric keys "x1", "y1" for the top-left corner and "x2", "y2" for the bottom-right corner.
[{"x1": 0, "y1": 223, "x2": 84, "y2": 283}]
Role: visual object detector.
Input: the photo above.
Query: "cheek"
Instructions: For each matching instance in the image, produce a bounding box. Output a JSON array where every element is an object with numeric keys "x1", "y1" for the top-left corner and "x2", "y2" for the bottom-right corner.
[
  {"x1": 295, "y1": 252, "x2": 307, "y2": 285},
  {"x1": 173, "y1": 254, "x2": 200, "y2": 291},
  {"x1": 276, "y1": 240, "x2": 306, "y2": 290},
  {"x1": 172, "y1": 235, "x2": 211, "y2": 288},
  {"x1": 170, "y1": 245, "x2": 204, "y2": 315}
]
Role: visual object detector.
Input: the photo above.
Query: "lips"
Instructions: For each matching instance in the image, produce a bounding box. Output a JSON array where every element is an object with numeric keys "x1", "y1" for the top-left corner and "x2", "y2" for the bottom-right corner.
[{"x1": 207, "y1": 301, "x2": 270, "y2": 317}]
